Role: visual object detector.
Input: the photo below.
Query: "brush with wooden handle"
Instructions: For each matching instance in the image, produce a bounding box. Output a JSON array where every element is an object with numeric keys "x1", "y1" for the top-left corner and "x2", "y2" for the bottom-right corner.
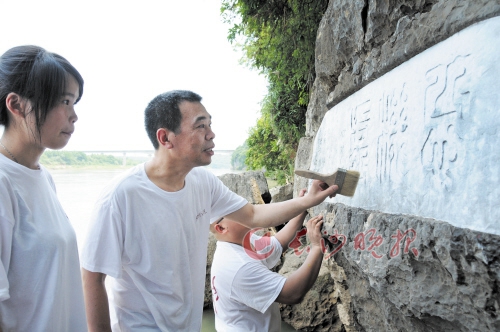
[{"x1": 294, "y1": 168, "x2": 360, "y2": 197}]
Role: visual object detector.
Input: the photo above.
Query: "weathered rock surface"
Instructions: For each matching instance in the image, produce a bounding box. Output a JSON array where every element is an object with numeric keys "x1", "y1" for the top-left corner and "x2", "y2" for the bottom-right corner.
[
  {"x1": 294, "y1": 137, "x2": 315, "y2": 198},
  {"x1": 270, "y1": 183, "x2": 294, "y2": 203},
  {"x1": 281, "y1": 202, "x2": 500, "y2": 331},
  {"x1": 279, "y1": 254, "x2": 344, "y2": 331},
  {"x1": 218, "y1": 171, "x2": 270, "y2": 204}
]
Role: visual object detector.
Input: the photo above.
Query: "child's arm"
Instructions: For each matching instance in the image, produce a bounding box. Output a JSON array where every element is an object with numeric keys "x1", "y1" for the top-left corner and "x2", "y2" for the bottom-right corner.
[
  {"x1": 274, "y1": 188, "x2": 308, "y2": 250},
  {"x1": 275, "y1": 215, "x2": 324, "y2": 304}
]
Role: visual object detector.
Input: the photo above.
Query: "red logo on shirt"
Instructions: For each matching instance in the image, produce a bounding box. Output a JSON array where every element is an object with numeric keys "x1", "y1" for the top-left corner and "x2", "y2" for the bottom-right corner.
[
  {"x1": 242, "y1": 228, "x2": 274, "y2": 260},
  {"x1": 212, "y1": 276, "x2": 219, "y2": 314}
]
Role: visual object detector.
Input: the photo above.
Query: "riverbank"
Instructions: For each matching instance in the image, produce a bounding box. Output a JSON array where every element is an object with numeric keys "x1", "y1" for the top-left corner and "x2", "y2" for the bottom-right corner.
[
  {"x1": 45, "y1": 164, "x2": 135, "y2": 170},
  {"x1": 41, "y1": 150, "x2": 234, "y2": 171}
]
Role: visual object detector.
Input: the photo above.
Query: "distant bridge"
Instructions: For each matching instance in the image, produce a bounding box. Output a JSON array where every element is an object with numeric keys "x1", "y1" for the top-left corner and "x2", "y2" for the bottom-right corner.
[
  {"x1": 82, "y1": 149, "x2": 233, "y2": 166},
  {"x1": 82, "y1": 150, "x2": 154, "y2": 166}
]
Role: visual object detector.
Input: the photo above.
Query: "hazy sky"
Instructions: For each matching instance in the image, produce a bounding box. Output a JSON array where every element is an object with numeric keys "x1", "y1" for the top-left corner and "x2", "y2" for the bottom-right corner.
[{"x1": 0, "y1": 0, "x2": 268, "y2": 151}]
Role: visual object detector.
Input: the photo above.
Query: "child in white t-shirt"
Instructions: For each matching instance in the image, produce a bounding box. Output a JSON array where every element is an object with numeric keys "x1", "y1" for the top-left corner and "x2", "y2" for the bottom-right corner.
[{"x1": 210, "y1": 189, "x2": 326, "y2": 332}]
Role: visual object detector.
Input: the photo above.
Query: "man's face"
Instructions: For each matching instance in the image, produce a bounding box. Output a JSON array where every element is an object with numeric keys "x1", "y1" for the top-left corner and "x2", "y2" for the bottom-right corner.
[{"x1": 171, "y1": 101, "x2": 215, "y2": 168}]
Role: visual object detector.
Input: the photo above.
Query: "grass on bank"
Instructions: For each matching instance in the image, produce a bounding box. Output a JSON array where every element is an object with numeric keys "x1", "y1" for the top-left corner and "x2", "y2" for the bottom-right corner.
[{"x1": 40, "y1": 150, "x2": 143, "y2": 169}]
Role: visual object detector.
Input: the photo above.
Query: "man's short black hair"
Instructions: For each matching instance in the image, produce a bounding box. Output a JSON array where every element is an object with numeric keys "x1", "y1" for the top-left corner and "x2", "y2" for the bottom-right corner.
[{"x1": 144, "y1": 90, "x2": 202, "y2": 150}]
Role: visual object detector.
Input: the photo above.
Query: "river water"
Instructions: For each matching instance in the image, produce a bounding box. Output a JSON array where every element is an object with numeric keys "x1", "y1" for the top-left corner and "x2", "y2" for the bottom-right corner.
[{"x1": 50, "y1": 162, "x2": 298, "y2": 331}]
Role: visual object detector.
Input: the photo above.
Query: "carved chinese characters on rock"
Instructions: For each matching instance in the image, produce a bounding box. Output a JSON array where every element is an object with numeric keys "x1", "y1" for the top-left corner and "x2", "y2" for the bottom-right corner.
[
  {"x1": 350, "y1": 100, "x2": 371, "y2": 171},
  {"x1": 376, "y1": 83, "x2": 410, "y2": 184},
  {"x1": 422, "y1": 55, "x2": 470, "y2": 191}
]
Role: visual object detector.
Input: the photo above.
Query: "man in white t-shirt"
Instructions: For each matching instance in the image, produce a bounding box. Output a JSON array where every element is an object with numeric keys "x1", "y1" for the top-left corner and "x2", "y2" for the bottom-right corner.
[
  {"x1": 210, "y1": 188, "x2": 326, "y2": 331},
  {"x1": 81, "y1": 90, "x2": 337, "y2": 332}
]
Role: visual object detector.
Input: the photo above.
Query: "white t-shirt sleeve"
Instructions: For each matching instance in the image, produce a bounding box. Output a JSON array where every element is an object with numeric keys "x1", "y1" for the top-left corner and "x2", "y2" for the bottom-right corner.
[
  {"x1": 208, "y1": 172, "x2": 248, "y2": 223},
  {"x1": 260, "y1": 236, "x2": 283, "y2": 269},
  {"x1": 81, "y1": 196, "x2": 124, "y2": 279}
]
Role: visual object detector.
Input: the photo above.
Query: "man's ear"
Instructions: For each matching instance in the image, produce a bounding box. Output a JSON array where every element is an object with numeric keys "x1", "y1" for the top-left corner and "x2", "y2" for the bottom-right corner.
[
  {"x1": 5, "y1": 92, "x2": 27, "y2": 119},
  {"x1": 156, "y1": 128, "x2": 174, "y2": 149}
]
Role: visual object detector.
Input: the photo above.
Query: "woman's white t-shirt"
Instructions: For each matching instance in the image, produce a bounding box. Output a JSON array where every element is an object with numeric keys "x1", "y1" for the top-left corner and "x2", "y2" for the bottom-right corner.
[{"x1": 0, "y1": 154, "x2": 87, "y2": 331}]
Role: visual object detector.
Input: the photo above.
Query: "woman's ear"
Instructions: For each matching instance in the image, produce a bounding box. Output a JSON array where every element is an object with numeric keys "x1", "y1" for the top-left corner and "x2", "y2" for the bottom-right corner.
[{"x1": 5, "y1": 93, "x2": 27, "y2": 119}]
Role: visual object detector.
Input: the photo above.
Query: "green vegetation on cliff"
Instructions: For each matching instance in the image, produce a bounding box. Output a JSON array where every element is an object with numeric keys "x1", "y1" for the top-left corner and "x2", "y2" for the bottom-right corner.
[
  {"x1": 223, "y1": 0, "x2": 329, "y2": 184},
  {"x1": 230, "y1": 142, "x2": 248, "y2": 170}
]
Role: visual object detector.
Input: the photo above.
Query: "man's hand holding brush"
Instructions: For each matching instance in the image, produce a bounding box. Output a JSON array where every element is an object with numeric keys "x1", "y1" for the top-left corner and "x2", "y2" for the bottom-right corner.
[{"x1": 306, "y1": 180, "x2": 339, "y2": 203}]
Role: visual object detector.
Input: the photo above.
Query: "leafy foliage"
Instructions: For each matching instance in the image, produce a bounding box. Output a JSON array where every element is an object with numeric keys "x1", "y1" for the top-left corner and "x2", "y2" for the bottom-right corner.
[
  {"x1": 245, "y1": 110, "x2": 297, "y2": 184},
  {"x1": 221, "y1": 0, "x2": 329, "y2": 184},
  {"x1": 231, "y1": 142, "x2": 248, "y2": 170}
]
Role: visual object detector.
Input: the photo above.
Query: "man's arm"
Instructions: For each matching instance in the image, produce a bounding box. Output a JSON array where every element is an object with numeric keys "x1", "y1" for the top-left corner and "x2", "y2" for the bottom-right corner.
[
  {"x1": 274, "y1": 188, "x2": 308, "y2": 250},
  {"x1": 82, "y1": 268, "x2": 112, "y2": 332},
  {"x1": 226, "y1": 180, "x2": 337, "y2": 229},
  {"x1": 275, "y1": 215, "x2": 324, "y2": 305}
]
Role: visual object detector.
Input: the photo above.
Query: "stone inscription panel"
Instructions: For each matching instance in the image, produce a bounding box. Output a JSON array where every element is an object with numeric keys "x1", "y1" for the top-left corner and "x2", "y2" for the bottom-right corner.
[{"x1": 310, "y1": 17, "x2": 500, "y2": 235}]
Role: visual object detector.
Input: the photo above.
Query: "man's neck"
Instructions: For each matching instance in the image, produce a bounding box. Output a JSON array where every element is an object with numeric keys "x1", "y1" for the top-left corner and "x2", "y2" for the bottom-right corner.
[{"x1": 145, "y1": 155, "x2": 192, "y2": 192}]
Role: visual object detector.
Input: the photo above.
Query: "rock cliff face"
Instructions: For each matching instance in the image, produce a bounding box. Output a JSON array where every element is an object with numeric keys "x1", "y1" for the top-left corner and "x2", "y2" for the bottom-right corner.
[
  {"x1": 279, "y1": 204, "x2": 500, "y2": 331},
  {"x1": 288, "y1": 0, "x2": 500, "y2": 331}
]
